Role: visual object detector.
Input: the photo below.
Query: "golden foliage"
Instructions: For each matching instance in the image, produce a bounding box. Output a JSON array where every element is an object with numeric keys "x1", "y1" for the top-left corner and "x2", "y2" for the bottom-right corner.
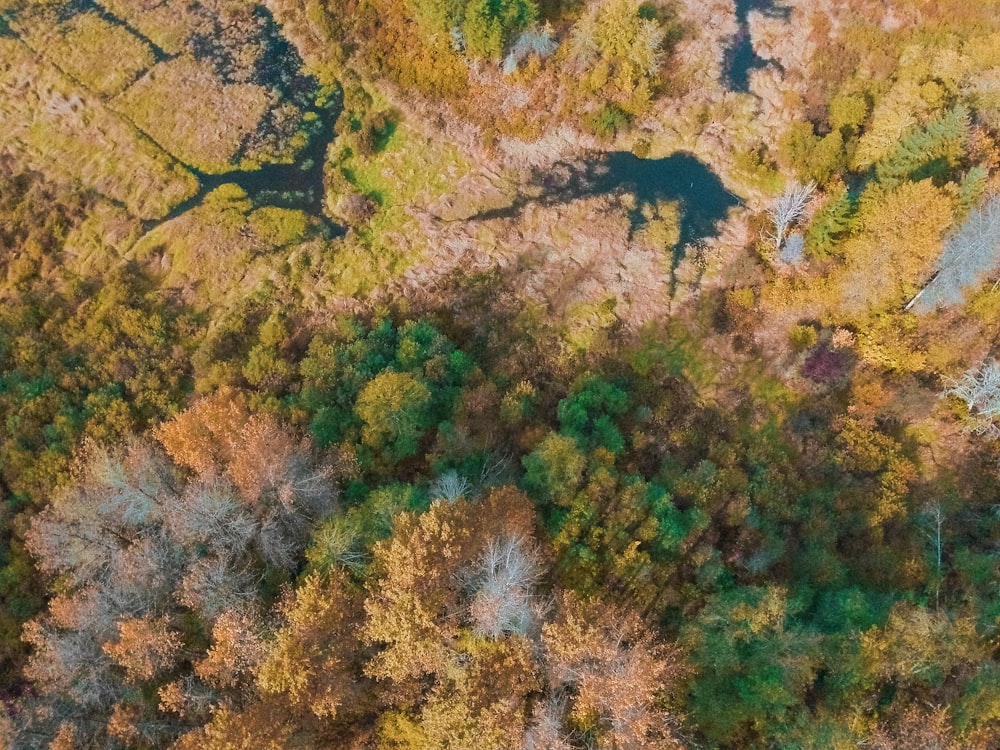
[
  {"x1": 154, "y1": 388, "x2": 249, "y2": 477},
  {"x1": 861, "y1": 604, "x2": 987, "y2": 686},
  {"x1": 256, "y1": 570, "x2": 366, "y2": 719},
  {"x1": 542, "y1": 592, "x2": 689, "y2": 749},
  {"x1": 828, "y1": 180, "x2": 955, "y2": 319},
  {"x1": 196, "y1": 608, "x2": 267, "y2": 691},
  {"x1": 102, "y1": 615, "x2": 182, "y2": 683}
]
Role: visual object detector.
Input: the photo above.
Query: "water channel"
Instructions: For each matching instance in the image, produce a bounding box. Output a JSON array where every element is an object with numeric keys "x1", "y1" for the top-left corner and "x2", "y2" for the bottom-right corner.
[
  {"x1": 161, "y1": 108, "x2": 340, "y2": 228},
  {"x1": 725, "y1": 0, "x2": 790, "y2": 92}
]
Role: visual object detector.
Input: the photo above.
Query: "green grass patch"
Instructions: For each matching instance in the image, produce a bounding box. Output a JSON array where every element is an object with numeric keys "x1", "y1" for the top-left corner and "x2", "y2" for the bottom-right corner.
[
  {"x1": 327, "y1": 113, "x2": 472, "y2": 293},
  {"x1": 114, "y1": 56, "x2": 272, "y2": 173},
  {"x1": 21, "y1": 11, "x2": 154, "y2": 98}
]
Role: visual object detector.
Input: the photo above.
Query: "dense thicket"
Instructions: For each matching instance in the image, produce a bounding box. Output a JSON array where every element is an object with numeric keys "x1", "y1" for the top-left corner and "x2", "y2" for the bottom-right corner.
[{"x1": 3, "y1": 0, "x2": 1000, "y2": 747}]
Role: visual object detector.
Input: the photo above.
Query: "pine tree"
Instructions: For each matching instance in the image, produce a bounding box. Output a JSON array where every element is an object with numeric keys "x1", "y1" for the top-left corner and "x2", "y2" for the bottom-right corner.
[{"x1": 875, "y1": 105, "x2": 970, "y2": 187}]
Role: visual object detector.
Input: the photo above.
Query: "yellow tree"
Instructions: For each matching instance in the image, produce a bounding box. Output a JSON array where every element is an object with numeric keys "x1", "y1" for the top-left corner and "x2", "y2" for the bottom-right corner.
[
  {"x1": 542, "y1": 593, "x2": 689, "y2": 750},
  {"x1": 362, "y1": 488, "x2": 541, "y2": 749},
  {"x1": 829, "y1": 179, "x2": 956, "y2": 319}
]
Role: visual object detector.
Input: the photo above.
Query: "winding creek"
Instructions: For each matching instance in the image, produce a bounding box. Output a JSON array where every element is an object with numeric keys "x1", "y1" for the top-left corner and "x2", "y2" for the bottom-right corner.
[
  {"x1": 159, "y1": 106, "x2": 342, "y2": 234},
  {"x1": 725, "y1": 0, "x2": 790, "y2": 91}
]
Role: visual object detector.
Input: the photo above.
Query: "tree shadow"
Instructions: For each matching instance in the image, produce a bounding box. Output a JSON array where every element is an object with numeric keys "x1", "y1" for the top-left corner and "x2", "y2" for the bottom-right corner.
[{"x1": 471, "y1": 151, "x2": 739, "y2": 252}]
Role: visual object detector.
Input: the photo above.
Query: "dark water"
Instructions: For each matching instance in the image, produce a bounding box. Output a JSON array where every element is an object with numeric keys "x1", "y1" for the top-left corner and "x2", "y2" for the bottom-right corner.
[
  {"x1": 80, "y1": 0, "x2": 346, "y2": 234},
  {"x1": 157, "y1": 109, "x2": 345, "y2": 236},
  {"x1": 476, "y1": 152, "x2": 738, "y2": 251},
  {"x1": 725, "y1": 0, "x2": 790, "y2": 92},
  {"x1": 581, "y1": 152, "x2": 739, "y2": 247}
]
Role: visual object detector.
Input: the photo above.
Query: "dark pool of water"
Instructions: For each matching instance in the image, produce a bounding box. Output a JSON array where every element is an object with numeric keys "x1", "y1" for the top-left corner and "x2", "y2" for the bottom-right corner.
[
  {"x1": 476, "y1": 151, "x2": 739, "y2": 251},
  {"x1": 158, "y1": 108, "x2": 345, "y2": 237},
  {"x1": 584, "y1": 152, "x2": 739, "y2": 247},
  {"x1": 725, "y1": 0, "x2": 790, "y2": 92}
]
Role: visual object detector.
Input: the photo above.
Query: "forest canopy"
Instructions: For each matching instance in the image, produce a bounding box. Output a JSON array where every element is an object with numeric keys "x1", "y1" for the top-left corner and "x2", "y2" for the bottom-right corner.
[{"x1": 2, "y1": 0, "x2": 1000, "y2": 748}]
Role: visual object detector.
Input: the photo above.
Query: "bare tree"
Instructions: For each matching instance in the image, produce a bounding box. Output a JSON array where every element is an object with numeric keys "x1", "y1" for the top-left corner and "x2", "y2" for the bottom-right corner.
[
  {"x1": 767, "y1": 182, "x2": 816, "y2": 252},
  {"x1": 18, "y1": 420, "x2": 336, "y2": 748},
  {"x1": 164, "y1": 478, "x2": 257, "y2": 557},
  {"x1": 942, "y1": 358, "x2": 1000, "y2": 438},
  {"x1": 921, "y1": 502, "x2": 946, "y2": 609},
  {"x1": 467, "y1": 536, "x2": 545, "y2": 638},
  {"x1": 430, "y1": 470, "x2": 472, "y2": 502},
  {"x1": 910, "y1": 194, "x2": 1000, "y2": 312},
  {"x1": 503, "y1": 24, "x2": 557, "y2": 75},
  {"x1": 522, "y1": 694, "x2": 574, "y2": 750},
  {"x1": 176, "y1": 553, "x2": 259, "y2": 620}
]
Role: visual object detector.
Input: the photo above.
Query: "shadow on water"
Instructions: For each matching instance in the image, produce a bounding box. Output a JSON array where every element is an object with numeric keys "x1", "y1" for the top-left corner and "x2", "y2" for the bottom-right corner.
[
  {"x1": 474, "y1": 151, "x2": 739, "y2": 251},
  {"x1": 157, "y1": 105, "x2": 346, "y2": 238},
  {"x1": 725, "y1": 0, "x2": 790, "y2": 92},
  {"x1": 132, "y1": 1, "x2": 346, "y2": 236}
]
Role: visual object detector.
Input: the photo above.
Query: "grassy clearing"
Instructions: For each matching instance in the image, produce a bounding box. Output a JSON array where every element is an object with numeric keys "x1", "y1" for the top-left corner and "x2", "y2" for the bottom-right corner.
[
  {"x1": 95, "y1": 0, "x2": 200, "y2": 54},
  {"x1": 0, "y1": 38, "x2": 197, "y2": 219},
  {"x1": 129, "y1": 184, "x2": 325, "y2": 310},
  {"x1": 17, "y1": 11, "x2": 155, "y2": 98},
  {"x1": 62, "y1": 200, "x2": 145, "y2": 275},
  {"x1": 326, "y1": 114, "x2": 472, "y2": 295},
  {"x1": 114, "y1": 56, "x2": 272, "y2": 173},
  {"x1": 342, "y1": 115, "x2": 471, "y2": 209}
]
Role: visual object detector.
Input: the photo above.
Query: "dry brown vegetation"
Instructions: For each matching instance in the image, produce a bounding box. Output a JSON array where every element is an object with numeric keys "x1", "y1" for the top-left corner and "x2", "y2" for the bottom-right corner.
[
  {"x1": 0, "y1": 37, "x2": 198, "y2": 219},
  {"x1": 12, "y1": 9, "x2": 156, "y2": 98},
  {"x1": 128, "y1": 184, "x2": 326, "y2": 311},
  {"x1": 114, "y1": 56, "x2": 272, "y2": 173}
]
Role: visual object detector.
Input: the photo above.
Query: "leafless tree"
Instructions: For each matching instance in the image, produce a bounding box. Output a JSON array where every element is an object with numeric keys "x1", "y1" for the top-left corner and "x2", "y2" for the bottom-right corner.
[
  {"x1": 767, "y1": 182, "x2": 815, "y2": 252},
  {"x1": 467, "y1": 536, "x2": 545, "y2": 638},
  {"x1": 503, "y1": 24, "x2": 557, "y2": 74},
  {"x1": 430, "y1": 470, "x2": 472, "y2": 502},
  {"x1": 177, "y1": 554, "x2": 258, "y2": 620},
  {"x1": 18, "y1": 426, "x2": 336, "y2": 748},
  {"x1": 910, "y1": 194, "x2": 1000, "y2": 312},
  {"x1": 942, "y1": 358, "x2": 1000, "y2": 438},
  {"x1": 920, "y1": 501, "x2": 946, "y2": 609},
  {"x1": 522, "y1": 694, "x2": 574, "y2": 750},
  {"x1": 778, "y1": 232, "x2": 805, "y2": 265}
]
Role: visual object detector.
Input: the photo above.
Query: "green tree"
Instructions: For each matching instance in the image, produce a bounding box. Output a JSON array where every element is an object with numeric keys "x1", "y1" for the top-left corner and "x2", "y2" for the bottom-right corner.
[
  {"x1": 356, "y1": 371, "x2": 433, "y2": 461},
  {"x1": 461, "y1": 0, "x2": 537, "y2": 60}
]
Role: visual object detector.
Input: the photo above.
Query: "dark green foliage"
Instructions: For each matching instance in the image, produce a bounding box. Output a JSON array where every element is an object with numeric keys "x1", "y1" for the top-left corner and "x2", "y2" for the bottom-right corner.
[
  {"x1": 7, "y1": 11, "x2": 1000, "y2": 745},
  {"x1": 682, "y1": 587, "x2": 823, "y2": 747},
  {"x1": 298, "y1": 319, "x2": 472, "y2": 472},
  {"x1": 805, "y1": 185, "x2": 858, "y2": 258},
  {"x1": 585, "y1": 104, "x2": 632, "y2": 139},
  {"x1": 556, "y1": 375, "x2": 629, "y2": 453},
  {"x1": 875, "y1": 105, "x2": 970, "y2": 187},
  {"x1": 461, "y1": 0, "x2": 537, "y2": 59}
]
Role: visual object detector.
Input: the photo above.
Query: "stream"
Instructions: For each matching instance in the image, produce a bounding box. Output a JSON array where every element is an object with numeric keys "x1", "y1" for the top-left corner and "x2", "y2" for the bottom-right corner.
[
  {"x1": 159, "y1": 107, "x2": 342, "y2": 234},
  {"x1": 724, "y1": 0, "x2": 790, "y2": 92}
]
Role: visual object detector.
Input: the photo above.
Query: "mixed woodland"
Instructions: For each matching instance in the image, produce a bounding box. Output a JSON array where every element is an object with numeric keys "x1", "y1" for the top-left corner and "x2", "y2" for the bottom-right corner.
[{"x1": 2, "y1": 0, "x2": 1000, "y2": 747}]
